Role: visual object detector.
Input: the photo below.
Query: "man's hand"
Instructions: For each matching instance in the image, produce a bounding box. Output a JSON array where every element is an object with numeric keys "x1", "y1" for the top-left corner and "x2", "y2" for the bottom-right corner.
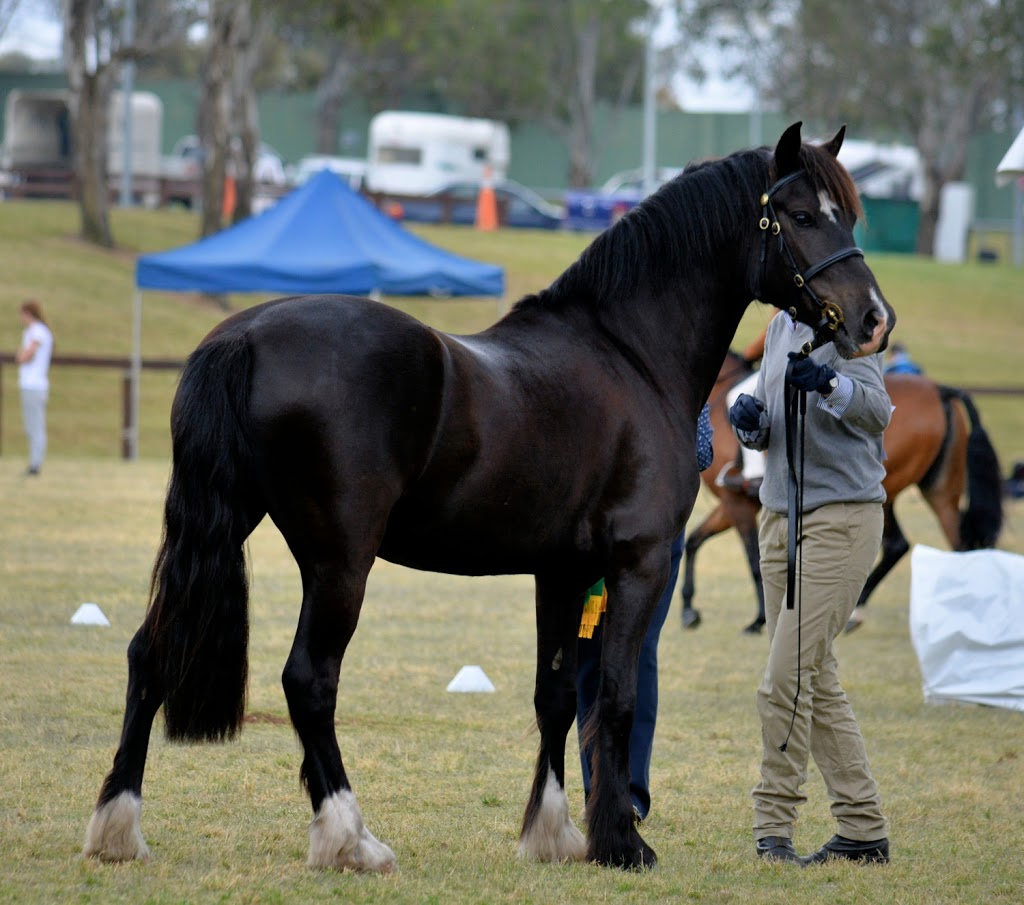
[
  {"x1": 729, "y1": 394, "x2": 767, "y2": 432},
  {"x1": 786, "y1": 351, "x2": 837, "y2": 394}
]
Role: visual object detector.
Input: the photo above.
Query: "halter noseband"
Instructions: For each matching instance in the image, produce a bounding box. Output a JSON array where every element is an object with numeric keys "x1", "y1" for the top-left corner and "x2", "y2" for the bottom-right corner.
[{"x1": 756, "y1": 170, "x2": 864, "y2": 348}]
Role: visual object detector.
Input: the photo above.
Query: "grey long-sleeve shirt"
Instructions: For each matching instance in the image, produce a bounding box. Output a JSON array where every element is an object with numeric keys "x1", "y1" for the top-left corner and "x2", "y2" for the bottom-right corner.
[{"x1": 736, "y1": 312, "x2": 891, "y2": 515}]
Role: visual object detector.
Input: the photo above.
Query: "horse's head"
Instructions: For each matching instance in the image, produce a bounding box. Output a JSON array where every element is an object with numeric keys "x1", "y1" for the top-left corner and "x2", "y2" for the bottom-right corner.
[{"x1": 758, "y1": 122, "x2": 895, "y2": 359}]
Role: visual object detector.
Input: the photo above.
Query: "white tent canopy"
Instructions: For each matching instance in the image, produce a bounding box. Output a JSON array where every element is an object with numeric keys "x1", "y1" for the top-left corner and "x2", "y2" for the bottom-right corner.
[{"x1": 995, "y1": 125, "x2": 1024, "y2": 186}]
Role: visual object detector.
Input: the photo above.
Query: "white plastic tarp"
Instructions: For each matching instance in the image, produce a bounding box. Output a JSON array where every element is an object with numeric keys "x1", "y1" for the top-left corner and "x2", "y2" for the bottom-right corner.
[{"x1": 909, "y1": 545, "x2": 1024, "y2": 712}]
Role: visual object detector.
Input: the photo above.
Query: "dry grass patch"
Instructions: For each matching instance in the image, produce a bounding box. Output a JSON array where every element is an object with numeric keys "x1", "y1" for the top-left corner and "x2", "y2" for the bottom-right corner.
[{"x1": 1, "y1": 458, "x2": 1022, "y2": 903}]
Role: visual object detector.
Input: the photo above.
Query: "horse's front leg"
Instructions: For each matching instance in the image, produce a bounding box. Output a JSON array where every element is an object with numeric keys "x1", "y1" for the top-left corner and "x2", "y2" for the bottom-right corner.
[
  {"x1": 518, "y1": 572, "x2": 588, "y2": 863},
  {"x1": 84, "y1": 625, "x2": 162, "y2": 862},
  {"x1": 586, "y1": 556, "x2": 666, "y2": 870}
]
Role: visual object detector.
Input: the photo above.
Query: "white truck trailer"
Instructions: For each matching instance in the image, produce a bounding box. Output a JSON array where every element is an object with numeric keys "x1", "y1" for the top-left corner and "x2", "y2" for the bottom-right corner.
[{"x1": 365, "y1": 110, "x2": 510, "y2": 196}]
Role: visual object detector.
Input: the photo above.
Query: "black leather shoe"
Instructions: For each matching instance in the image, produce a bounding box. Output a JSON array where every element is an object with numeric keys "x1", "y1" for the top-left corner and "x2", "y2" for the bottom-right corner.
[
  {"x1": 803, "y1": 834, "x2": 890, "y2": 864},
  {"x1": 756, "y1": 836, "x2": 804, "y2": 865}
]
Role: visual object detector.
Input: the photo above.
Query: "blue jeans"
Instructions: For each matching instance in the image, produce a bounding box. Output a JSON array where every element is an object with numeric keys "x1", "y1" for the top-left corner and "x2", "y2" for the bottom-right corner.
[{"x1": 576, "y1": 532, "x2": 683, "y2": 820}]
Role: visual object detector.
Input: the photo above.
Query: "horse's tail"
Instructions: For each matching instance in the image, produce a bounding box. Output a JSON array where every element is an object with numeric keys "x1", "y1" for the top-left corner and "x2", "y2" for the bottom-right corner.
[
  {"x1": 940, "y1": 385, "x2": 1004, "y2": 550},
  {"x1": 145, "y1": 331, "x2": 260, "y2": 742}
]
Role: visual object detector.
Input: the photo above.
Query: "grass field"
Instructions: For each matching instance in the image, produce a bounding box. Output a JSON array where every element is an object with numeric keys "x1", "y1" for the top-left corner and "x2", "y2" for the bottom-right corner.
[{"x1": 1, "y1": 202, "x2": 1023, "y2": 903}]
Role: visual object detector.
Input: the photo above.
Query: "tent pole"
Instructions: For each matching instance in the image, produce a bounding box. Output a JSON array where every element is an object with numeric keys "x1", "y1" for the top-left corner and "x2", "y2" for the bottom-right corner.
[{"x1": 129, "y1": 287, "x2": 142, "y2": 460}]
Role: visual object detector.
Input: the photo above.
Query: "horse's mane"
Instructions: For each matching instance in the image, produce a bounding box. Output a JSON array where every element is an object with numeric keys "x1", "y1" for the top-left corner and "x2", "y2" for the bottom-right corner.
[
  {"x1": 514, "y1": 137, "x2": 861, "y2": 313},
  {"x1": 519, "y1": 149, "x2": 769, "y2": 310}
]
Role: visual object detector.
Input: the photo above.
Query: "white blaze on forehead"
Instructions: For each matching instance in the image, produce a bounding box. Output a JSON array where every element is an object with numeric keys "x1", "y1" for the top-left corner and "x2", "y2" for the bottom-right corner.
[{"x1": 818, "y1": 189, "x2": 841, "y2": 224}]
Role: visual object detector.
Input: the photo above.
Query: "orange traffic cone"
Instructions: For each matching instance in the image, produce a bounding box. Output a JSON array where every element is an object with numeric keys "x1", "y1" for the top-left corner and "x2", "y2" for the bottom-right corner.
[
  {"x1": 222, "y1": 174, "x2": 237, "y2": 220},
  {"x1": 475, "y1": 166, "x2": 498, "y2": 231}
]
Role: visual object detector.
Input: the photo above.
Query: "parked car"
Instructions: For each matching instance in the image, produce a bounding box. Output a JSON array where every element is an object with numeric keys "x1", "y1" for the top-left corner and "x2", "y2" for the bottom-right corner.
[
  {"x1": 393, "y1": 179, "x2": 563, "y2": 229},
  {"x1": 163, "y1": 134, "x2": 287, "y2": 207},
  {"x1": 564, "y1": 166, "x2": 680, "y2": 231}
]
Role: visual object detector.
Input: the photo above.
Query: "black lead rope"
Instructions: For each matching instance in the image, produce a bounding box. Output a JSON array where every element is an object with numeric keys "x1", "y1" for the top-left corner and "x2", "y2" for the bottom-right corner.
[{"x1": 779, "y1": 355, "x2": 808, "y2": 753}]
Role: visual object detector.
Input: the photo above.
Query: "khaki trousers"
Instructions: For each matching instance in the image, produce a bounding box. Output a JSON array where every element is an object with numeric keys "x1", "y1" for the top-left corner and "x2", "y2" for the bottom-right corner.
[{"x1": 753, "y1": 502, "x2": 888, "y2": 842}]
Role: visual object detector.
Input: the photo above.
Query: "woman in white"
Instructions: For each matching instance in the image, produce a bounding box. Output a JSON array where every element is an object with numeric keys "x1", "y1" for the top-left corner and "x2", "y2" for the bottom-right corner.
[{"x1": 16, "y1": 300, "x2": 54, "y2": 476}]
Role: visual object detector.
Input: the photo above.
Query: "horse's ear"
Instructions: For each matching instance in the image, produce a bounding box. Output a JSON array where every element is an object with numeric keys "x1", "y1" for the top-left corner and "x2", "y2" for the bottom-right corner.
[
  {"x1": 823, "y1": 125, "x2": 846, "y2": 158},
  {"x1": 774, "y1": 122, "x2": 803, "y2": 175}
]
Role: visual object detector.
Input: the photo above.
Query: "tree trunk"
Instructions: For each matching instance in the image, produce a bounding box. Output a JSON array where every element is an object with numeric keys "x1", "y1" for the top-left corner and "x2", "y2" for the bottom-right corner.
[
  {"x1": 230, "y1": 2, "x2": 259, "y2": 224},
  {"x1": 74, "y1": 73, "x2": 115, "y2": 247},
  {"x1": 566, "y1": 13, "x2": 599, "y2": 188},
  {"x1": 315, "y1": 42, "x2": 352, "y2": 155},
  {"x1": 913, "y1": 86, "x2": 981, "y2": 256},
  {"x1": 63, "y1": 0, "x2": 115, "y2": 248},
  {"x1": 198, "y1": 0, "x2": 234, "y2": 240}
]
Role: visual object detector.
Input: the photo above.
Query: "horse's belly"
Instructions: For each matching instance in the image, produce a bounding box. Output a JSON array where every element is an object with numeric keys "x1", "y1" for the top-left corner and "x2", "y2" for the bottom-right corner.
[{"x1": 377, "y1": 506, "x2": 563, "y2": 576}]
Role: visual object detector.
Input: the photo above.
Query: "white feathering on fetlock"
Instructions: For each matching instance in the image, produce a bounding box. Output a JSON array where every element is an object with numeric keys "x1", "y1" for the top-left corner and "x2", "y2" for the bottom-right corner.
[
  {"x1": 307, "y1": 789, "x2": 397, "y2": 873},
  {"x1": 83, "y1": 792, "x2": 151, "y2": 862},
  {"x1": 518, "y1": 768, "x2": 587, "y2": 862}
]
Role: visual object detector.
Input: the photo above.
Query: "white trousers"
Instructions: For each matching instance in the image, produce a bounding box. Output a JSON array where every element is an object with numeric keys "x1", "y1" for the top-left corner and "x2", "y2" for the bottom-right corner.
[{"x1": 20, "y1": 386, "x2": 48, "y2": 469}]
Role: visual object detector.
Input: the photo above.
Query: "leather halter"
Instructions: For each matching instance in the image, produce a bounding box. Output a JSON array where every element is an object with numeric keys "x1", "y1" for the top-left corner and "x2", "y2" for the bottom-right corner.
[{"x1": 756, "y1": 170, "x2": 864, "y2": 347}]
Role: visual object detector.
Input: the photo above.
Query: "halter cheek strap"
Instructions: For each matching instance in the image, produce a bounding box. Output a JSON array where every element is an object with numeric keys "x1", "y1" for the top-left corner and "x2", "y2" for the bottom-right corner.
[{"x1": 755, "y1": 170, "x2": 864, "y2": 343}]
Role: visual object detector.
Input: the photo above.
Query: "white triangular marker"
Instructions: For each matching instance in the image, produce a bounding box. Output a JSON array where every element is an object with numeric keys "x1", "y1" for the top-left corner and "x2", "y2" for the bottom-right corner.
[
  {"x1": 446, "y1": 665, "x2": 495, "y2": 693},
  {"x1": 71, "y1": 603, "x2": 110, "y2": 626}
]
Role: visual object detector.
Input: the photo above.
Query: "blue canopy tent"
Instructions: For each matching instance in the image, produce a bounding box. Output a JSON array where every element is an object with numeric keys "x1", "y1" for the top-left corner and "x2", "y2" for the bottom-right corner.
[{"x1": 127, "y1": 169, "x2": 505, "y2": 455}]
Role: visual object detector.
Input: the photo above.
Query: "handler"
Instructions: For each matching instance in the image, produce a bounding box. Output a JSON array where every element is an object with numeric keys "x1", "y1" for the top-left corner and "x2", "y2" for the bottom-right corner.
[
  {"x1": 16, "y1": 300, "x2": 54, "y2": 477},
  {"x1": 729, "y1": 309, "x2": 891, "y2": 866},
  {"x1": 576, "y1": 402, "x2": 714, "y2": 823}
]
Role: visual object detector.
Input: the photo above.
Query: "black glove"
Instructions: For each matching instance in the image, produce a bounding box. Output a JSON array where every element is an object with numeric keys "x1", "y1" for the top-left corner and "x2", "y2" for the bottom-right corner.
[
  {"x1": 786, "y1": 351, "x2": 837, "y2": 394},
  {"x1": 729, "y1": 393, "x2": 766, "y2": 433}
]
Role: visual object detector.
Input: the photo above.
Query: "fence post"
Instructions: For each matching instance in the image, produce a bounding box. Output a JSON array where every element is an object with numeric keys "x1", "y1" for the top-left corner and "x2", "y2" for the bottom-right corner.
[{"x1": 122, "y1": 370, "x2": 132, "y2": 460}]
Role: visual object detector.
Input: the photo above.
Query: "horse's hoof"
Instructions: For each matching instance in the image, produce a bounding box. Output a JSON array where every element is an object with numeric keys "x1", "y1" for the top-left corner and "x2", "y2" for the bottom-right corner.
[
  {"x1": 743, "y1": 618, "x2": 765, "y2": 635},
  {"x1": 845, "y1": 609, "x2": 865, "y2": 633},
  {"x1": 612, "y1": 838, "x2": 657, "y2": 871},
  {"x1": 591, "y1": 830, "x2": 657, "y2": 870},
  {"x1": 83, "y1": 792, "x2": 151, "y2": 863},
  {"x1": 308, "y1": 790, "x2": 397, "y2": 873},
  {"x1": 682, "y1": 609, "x2": 702, "y2": 630}
]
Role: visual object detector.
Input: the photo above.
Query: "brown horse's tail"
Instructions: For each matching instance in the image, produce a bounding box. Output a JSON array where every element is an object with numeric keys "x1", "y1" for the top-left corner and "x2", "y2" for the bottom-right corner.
[{"x1": 939, "y1": 386, "x2": 1003, "y2": 550}]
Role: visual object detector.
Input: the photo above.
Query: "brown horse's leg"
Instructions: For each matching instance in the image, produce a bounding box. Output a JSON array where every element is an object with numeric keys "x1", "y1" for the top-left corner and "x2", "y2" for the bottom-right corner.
[
  {"x1": 847, "y1": 503, "x2": 908, "y2": 631},
  {"x1": 721, "y1": 494, "x2": 766, "y2": 634},
  {"x1": 519, "y1": 572, "x2": 587, "y2": 863},
  {"x1": 680, "y1": 502, "x2": 734, "y2": 629}
]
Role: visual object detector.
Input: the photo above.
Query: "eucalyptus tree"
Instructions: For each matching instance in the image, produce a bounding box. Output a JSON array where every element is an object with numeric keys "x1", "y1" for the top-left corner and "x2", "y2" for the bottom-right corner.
[
  {"x1": 682, "y1": 0, "x2": 1024, "y2": 255},
  {"x1": 61, "y1": 0, "x2": 197, "y2": 247}
]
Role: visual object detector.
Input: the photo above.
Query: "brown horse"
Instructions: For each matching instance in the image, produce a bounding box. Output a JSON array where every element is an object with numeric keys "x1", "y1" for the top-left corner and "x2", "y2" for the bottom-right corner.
[{"x1": 680, "y1": 350, "x2": 1004, "y2": 633}]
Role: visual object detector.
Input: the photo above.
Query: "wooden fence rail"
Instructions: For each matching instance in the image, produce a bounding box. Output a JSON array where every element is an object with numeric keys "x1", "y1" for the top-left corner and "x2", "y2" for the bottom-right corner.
[
  {"x1": 0, "y1": 353, "x2": 184, "y2": 460},
  {"x1": 1, "y1": 351, "x2": 1022, "y2": 460}
]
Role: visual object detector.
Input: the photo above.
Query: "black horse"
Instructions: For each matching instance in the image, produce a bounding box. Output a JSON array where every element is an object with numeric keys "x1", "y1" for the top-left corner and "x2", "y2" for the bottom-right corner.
[{"x1": 85, "y1": 123, "x2": 895, "y2": 872}]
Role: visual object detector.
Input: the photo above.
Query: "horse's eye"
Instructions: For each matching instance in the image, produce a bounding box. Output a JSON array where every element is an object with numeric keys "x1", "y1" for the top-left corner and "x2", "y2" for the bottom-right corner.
[{"x1": 791, "y1": 211, "x2": 814, "y2": 227}]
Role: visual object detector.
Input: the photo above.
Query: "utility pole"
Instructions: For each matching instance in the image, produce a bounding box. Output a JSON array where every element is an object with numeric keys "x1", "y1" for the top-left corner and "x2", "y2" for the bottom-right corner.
[
  {"x1": 641, "y1": 1, "x2": 658, "y2": 197},
  {"x1": 119, "y1": 0, "x2": 136, "y2": 208}
]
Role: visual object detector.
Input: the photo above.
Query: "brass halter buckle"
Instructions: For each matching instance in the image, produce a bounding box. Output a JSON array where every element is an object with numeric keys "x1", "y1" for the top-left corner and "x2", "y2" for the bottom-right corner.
[{"x1": 823, "y1": 301, "x2": 844, "y2": 331}]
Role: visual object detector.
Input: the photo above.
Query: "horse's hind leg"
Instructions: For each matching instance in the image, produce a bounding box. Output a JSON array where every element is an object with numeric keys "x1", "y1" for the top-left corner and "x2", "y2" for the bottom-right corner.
[
  {"x1": 586, "y1": 559, "x2": 664, "y2": 870},
  {"x1": 847, "y1": 502, "x2": 907, "y2": 632},
  {"x1": 519, "y1": 573, "x2": 588, "y2": 863},
  {"x1": 680, "y1": 519, "x2": 713, "y2": 629},
  {"x1": 284, "y1": 545, "x2": 396, "y2": 873},
  {"x1": 84, "y1": 626, "x2": 162, "y2": 861}
]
